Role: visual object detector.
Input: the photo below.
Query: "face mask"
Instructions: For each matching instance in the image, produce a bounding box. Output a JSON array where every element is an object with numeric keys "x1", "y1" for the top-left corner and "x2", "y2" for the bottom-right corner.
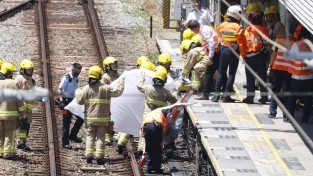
[{"x1": 73, "y1": 72, "x2": 80, "y2": 77}]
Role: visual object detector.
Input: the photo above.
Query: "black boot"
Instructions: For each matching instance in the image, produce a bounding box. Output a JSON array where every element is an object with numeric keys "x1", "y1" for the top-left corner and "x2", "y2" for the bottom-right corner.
[{"x1": 96, "y1": 158, "x2": 105, "y2": 165}]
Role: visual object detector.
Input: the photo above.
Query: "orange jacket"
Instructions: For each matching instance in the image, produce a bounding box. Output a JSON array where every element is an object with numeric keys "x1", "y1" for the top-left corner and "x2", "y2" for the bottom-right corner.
[
  {"x1": 218, "y1": 21, "x2": 247, "y2": 58},
  {"x1": 272, "y1": 35, "x2": 296, "y2": 72},
  {"x1": 141, "y1": 108, "x2": 166, "y2": 134},
  {"x1": 244, "y1": 25, "x2": 269, "y2": 53},
  {"x1": 288, "y1": 40, "x2": 313, "y2": 80}
]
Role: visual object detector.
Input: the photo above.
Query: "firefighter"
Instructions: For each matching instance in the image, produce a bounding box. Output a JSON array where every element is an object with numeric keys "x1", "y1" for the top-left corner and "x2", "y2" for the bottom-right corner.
[
  {"x1": 188, "y1": 20, "x2": 220, "y2": 99},
  {"x1": 136, "y1": 66, "x2": 177, "y2": 156},
  {"x1": 267, "y1": 21, "x2": 298, "y2": 118},
  {"x1": 15, "y1": 59, "x2": 36, "y2": 150},
  {"x1": 0, "y1": 79, "x2": 25, "y2": 159},
  {"x1": 140, "y1": 60, "x2": 156, "y2": 71},
  {"x1": 182, "y1": 28, "x2": 196, "y2": 40},
  {"x1": 77, "y1": 66, "x2": 124, "y2": 165},
  {"x1": 157, "y1": 53, "x2": 176, "y2": 77},
  {"x1": 264, "y1": 5, "x2": 285, "y2": 42},
  {"x1": 136, "y1": 56, "x2": 151, "y2": 68},
  {"x1": 212, "y1": 5, "x2": 247, "y2": 102},
  {"x1": 242, "y1": 12, "x2": 269, "y2": 104},
  {"x1": 101, "y1": 56, "x2": 119, "y2": 145},
  {"x1": 58, "y1": 63, "x2": 84, "y2": 149},
  {"x1": 101, "y1": 56, "x2": 119, "y2": 84},
  {"x1": 0, "y1": 63, "x2": 17, "y2": 80},
  {"x1": 285, "y1": 25, "x2": 313, "y2": 123},
  {"x1": 0, "y1": 58, "x2": 3, "y2": 69},
  {"x1": 141, "y1": 103, "x2": 186, "y2": 174},
  {"x1": 245, "y1": 2, "x2": 261, "y2": 15},
  {"x1": 180, "y1": 39, "x2": 208, "y2": 89}
]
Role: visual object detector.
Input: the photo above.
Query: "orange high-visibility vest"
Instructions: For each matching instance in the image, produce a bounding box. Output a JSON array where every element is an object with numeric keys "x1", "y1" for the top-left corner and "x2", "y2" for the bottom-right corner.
[
  {"x1": 244, "y1": 25, "x2": 269, "y2": 53},
  {"x1": 288, "y1": 41, "x2": 313, "y2": 80},
  {"x1": 218, "y1": 21, "x2": 247, "y2": 58},
  {"x1": 272, "y1": 35, "x2": 296, "y2": 72}
]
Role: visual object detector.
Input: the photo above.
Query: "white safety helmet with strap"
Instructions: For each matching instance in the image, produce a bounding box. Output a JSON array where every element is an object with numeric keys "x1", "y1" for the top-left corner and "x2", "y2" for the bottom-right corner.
[{"x1": 227, "y1": 5, "x2": 243, "y2": 21}]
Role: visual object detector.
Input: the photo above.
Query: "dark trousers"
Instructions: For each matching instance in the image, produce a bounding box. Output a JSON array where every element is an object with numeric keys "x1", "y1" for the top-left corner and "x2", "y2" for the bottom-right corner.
[
  {"x1": 203, "y1": 51, "x2": 222, "y2": 96},
  {"x1": 62, "y1": 98, "x2": 84, "y2": 146},
  {"x1": 245, "y1": 52, "x2": 268, "y2": 99},
  {"x1": 214, "y1": 46, "x2": 239, "y2": 96},
  {"x1": 286, "y1": 78, "x2": 313, "y2": 119},
  {"x1": 144, "y1": 123, "x2": 162, "y2": 173},
  {"x1": 269, "y1": 70, "x2": 291, "y2": 115}
]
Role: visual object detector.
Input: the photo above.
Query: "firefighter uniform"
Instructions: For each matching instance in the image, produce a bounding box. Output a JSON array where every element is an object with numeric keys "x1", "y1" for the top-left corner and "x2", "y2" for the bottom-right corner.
[
  {"x1": 101, "y1": 56, "x2": 120, "y2": 144},
  {"x1": 285, "y1": 40, "x2": 313, "y2": 123},
  {"x1": 268, "y1": 35, "x2": 296, "y2": 117},
  {"x1": 15, "y1": 75, "x2": 35, "y2": 148},
  {"x1": 141, "y1": 108, "x2": 167, "y2": 174},
  {"x1": 182, "y1": 47, "x2": 209, "y2": 88},
  {"x1": 77, "y1": 66, "x2": 124, "y2": 164},
  {"x1": 212, "y1": 5, "x2": 247, "y2": 102},
  {"x1": 0, "y1": 79, "x2": 25, "y2": 158},
  {"x1": 242, "y1": 23, "x2": 269, "y2": 104}
]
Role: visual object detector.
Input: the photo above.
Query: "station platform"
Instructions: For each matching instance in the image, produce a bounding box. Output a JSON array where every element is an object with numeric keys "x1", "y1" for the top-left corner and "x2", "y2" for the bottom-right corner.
[{"x1": 156, "y1": 33, "x2": 313, "y2": 176}]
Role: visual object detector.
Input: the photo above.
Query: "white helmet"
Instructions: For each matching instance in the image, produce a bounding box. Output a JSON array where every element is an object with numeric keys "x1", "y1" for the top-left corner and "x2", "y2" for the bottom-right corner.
[{"x1": 227, "y1": 5, "x2": 243, "y2": 21}]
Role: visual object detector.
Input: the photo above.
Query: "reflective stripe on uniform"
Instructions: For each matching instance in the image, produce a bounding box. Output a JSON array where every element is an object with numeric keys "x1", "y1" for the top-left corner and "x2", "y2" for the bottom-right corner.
[
  {"x1": 85, "y1": 99, "x2": 110, "y2": 104},
  {"x1": 86, "y1": 117, "x2": 110, "y2": 123},
  {"x1": 17, "y1": 130, "x2": 27, "y2": 139},
  {"x1": 24, "y1": 103, "x2": 34, "y2": 110},
  {"x1": 95, "y1": 148, "x2": 105, "y2": 154},
  {"x1": 146, "y1": 98, "x2": 167, "y2": 107},
  {"x1": 3, "y1": 148, "x2": 14, "y2": 154},
  {"x1": 85, "y1": 148, "x2": 94, "y2": 154},
  {"x1": 182, "y1": 69, "x2": 189, "y2": 75},
  {"x1": 0, "y1": 111, "x2": 18, "y2": 117}
]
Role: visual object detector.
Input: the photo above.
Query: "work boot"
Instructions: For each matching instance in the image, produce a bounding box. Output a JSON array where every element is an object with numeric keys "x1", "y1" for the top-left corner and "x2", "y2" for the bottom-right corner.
[
  {"x1": 86, "y1": 156, "x2": 93, "y2": 164},
  {"x1": 222, "y1": 96, "x2": 235, "y2": 103},
  {"x1": 96, "y1": 158, "x2": 105, "y2": 165},
  {"x1": 69, "y1": 136, "x2": 82, "y2": 143},
  {"x1": 301, "y1": 117, "x2": 309, "y2": 124},
  {"x1": 195, "y1": 93, "x2": 209, "y2": 100},
  {"x1": 268, "y1": 113, "x2": 276, "y2": 118},
  {"x1": 242, "y1": 97, "x2": 254, "y2": 104},
  {"x1": 258, "y1": 97, "x2": 268, "y2": 104},
  {"x1": 211, "y1": 95, "x2": 220, "y2": 102},
  {"x1": 116, "y1": 145, "x2": 123, "y2": 154},
  {"x1": 3, "y1": 155, "x2": 14, "y2": 160},
  {"x1": 17, "y1": 140, "x2": 30, "y2": 150},
  {"x1": 63, "y1": 145, "x2": 72, "y2": 150},
  {"x1": 181, "y1": 78, "x2": 191, "y2": 85}
]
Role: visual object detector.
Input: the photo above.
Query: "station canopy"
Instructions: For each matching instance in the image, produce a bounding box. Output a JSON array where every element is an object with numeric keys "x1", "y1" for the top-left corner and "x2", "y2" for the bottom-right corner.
[{"x1": 280, "y1": 0, "x2": 313, "y2": 34}]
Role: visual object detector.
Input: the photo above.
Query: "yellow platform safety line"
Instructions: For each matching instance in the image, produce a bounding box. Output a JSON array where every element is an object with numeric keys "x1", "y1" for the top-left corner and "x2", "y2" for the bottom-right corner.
[
  {"x1": 233, "y1": 85, "x2": 292, "y2": 176},
  {"x1": 187, "y1": 106, "x2": 224, "y2": 176}
]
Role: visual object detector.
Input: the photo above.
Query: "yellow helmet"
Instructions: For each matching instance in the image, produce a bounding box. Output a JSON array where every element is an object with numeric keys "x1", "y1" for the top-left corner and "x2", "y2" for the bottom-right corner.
[
  {"x1": 158, "y1": 53, "x2": 172, "y2": 63},
  {"x1": 140, "y1": 61, "x2": 156, "y2": 71},
  {"x1": 153, "y1": 66, "x2": 168, "y2": 82},
  {"x1": 88, "y1": 65, "x2": 103, "y2": 79},
  {"x1": 0, "y1": 58, "x2": 3, "y2": 68},
  {"x1": 245, "y1": 2, "x2": 260, "y2": 15},
  {"x1": 183, "y1": 28, "x2": 196, "y2": 40},
  {"x1": 191, "y1": 34, "x2": 202, "y2": 45},
  {"x1": 20, "y1": 59, "x2": 34, "y2": 69},
  {"x1": 136, "y1": 56, "x2": 151, "y2": 68},
  {"x1": 180, "y1": 40, "x2": 193, "y2": 54},
  {"x1": 264, "y1": 5, "x2": 278, "y2": 15},
  {"x1": 103, "y1": 56, "x2": 117, "y2": 69},
  {"x1": 0, "y1": 63, "x2": 17, "y2": 75}
]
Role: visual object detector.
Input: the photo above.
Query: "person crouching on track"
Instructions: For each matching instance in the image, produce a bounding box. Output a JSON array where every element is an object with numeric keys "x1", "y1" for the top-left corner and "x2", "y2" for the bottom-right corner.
[
  {"x1": 58, "y1": 63, "x2": 84, "y2": 149},
  {"x1": 142, "y1": 103, "x2": 186, "y2": 174},
  {"x1": 15, "y1": 59, "x2": 36, "y2": 150},
  {"x1": 77, "y1": 66, "x2": 124, "y2": 165}
]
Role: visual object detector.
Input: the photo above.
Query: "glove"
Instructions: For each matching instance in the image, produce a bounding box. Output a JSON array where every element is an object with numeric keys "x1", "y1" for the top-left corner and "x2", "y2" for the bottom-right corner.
[{"x1": 58, "y1": 102, "x2": 66, "y2": 110}]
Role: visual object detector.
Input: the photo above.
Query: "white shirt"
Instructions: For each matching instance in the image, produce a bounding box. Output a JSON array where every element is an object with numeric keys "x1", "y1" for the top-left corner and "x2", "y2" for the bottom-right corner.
[
  {"x1": 186, "y1": 8, "x2": 214, "y2": 26},
  {"x1": 200, "y1": 25, "x2": 217, "y2": 58},
  {"x1": 59, "y1": 72, "x2": 79, "y2": 98}
]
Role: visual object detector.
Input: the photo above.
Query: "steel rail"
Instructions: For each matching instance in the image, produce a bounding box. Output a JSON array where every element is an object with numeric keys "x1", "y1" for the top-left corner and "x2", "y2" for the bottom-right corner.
[
  {"x1": 37, "y1": 0, "x2": 59, "y2": 175},
  {"x1": 82, "y1": 0, "x2": 109, "y2": 60}
]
